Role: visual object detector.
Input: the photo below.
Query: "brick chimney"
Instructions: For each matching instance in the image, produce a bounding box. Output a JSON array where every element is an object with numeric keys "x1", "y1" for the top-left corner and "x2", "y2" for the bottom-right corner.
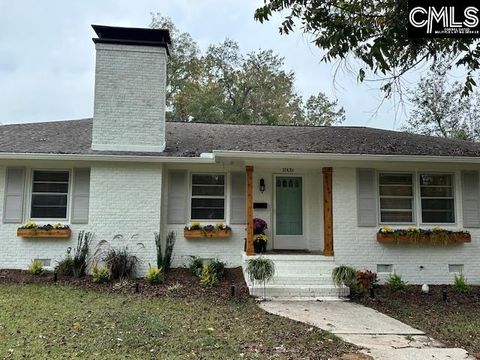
[{"x1": 91, "y1": 25, "x2": 171, "y2": 152}]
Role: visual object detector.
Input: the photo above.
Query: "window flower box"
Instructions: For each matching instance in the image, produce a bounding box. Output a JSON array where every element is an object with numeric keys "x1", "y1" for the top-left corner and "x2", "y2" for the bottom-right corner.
[
  {"x1": 17, "y1": 228, "x2": 72, "y2": 238},
  {"x1": 17, "y1": 222, "x2": 71, "y2": 239},
  {"x1": 377, "y1": 227, "x2": 471, "y2": 245},
  {"x1": 184, "y1": 223, "x2": 232, "y2": 238},
  {"x1": 184, "y1": 229, "x2": 231, "y2": 238}
]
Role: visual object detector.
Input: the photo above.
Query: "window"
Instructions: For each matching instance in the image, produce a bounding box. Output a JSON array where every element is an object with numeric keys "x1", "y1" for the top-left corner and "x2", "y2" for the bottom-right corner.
[
  {"x1": 379, "y1": 173, "x2": 414, "y2": 223},
  {"x1": 191, "y1": 174, "x2": 225, "y2": 220},
  {"x1": 377, "y1": 264, "x2": 393, "y2": 273},
  {"x1": 31, "y1": 170, "x2": 69, "y2": 219},
  {"x1": 420, "y1": 174, "x2": 455, "y2": 223}
]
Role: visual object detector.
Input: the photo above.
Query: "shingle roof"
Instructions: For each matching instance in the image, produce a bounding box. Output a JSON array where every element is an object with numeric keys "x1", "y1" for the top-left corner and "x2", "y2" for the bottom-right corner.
[{"x1": 1, "y1": 118, "x2": 480, "y2": 158}]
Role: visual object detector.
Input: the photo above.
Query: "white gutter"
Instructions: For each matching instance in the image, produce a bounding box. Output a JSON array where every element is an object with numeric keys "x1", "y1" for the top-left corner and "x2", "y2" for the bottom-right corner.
[
  {"x1": 2, "y1": 150, "x2": 480, "y2": 164},
  {"x1": 0, "y1": 152, "x2": 216, "y2": 163},
  {"x1": 213, "y1": 150, "x2": 480, "y2": 164}
]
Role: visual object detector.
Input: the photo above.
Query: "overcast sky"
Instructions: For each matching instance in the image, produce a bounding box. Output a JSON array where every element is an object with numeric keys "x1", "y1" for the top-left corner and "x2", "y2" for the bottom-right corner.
[{"x1": 0, "y1": 0, "x2": 412, "y2": 129}]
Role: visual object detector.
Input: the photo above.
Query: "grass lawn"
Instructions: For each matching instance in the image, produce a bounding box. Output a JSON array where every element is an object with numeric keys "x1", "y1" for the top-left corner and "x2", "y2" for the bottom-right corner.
[
  {"x1": 356, "y1": 286, "x2": 480, "y2": 354},
  {"x1": 0, "y1": 284, "x2": 355, "y2": 359}
]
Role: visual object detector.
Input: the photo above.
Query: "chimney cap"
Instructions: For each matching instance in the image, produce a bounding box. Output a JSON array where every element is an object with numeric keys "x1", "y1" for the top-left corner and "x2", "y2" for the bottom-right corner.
[{"x1": 92, "y1": 25, "x2": 171, "y2": 53}]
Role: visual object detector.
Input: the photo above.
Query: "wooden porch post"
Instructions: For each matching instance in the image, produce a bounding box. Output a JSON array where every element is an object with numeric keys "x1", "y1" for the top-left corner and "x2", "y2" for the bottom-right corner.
[
  {"x1": 246, "y1": 165, "x2": 254, "y2": 255},
  {"x1": 322, "y1": 167, "x2": 334, "y2": 256}
]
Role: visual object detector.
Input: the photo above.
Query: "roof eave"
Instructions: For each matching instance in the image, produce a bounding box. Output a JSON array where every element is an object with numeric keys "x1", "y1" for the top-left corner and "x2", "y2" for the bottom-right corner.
[
  {"x1": 0, "y1": 152, "x2": 216, "y2": 163},
  {"x1": 213, "y1": 150, "x2": 480, "y2": 163}
]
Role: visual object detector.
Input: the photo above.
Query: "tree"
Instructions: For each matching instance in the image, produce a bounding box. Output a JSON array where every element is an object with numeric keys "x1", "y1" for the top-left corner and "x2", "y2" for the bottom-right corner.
[
  {"x1": 404, "y1": 66, "x2": 480, "y2": 141},
  {"x1": 254, "y1": 1, "x2": 480, "y2": 97},
  {"x1": 304, "y1": 92, "x2": 345, "y2": 126},
  {"x1": 150, "y1": 13, "x2": 345, "y2": 126}
]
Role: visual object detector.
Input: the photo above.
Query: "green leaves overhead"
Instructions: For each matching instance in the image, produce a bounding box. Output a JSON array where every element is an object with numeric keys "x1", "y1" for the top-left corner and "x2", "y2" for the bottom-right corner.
[{"x1": 254, "y1": 0, "x2": 480, "y2": 97}]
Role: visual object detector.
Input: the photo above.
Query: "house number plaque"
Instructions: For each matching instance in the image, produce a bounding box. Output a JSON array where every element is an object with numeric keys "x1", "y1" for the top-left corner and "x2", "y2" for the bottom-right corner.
[{"x1": 282, "y1": 168, "x2": 295, "y2": 173}]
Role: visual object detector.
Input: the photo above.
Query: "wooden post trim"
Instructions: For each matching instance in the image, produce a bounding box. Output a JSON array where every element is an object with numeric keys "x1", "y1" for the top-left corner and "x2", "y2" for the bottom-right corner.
[
  {"x1": 323, "y1": 167, "x2": 334, "y2": 256},
  {"x1": 246, "y1": 165, "x2": 254, "y2": 256}
]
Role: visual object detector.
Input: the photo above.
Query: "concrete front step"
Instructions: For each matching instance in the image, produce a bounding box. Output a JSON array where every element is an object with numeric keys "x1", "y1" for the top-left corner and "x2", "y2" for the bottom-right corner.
[
  {"x1": 267, "y1": 275, "x2": 335, "y2": 285},
  {"x1": 242, "y1": 252, "x2": 348, "y2": 300},
  {"x1": 249, "y1": 284, "x2": 349, "y2": 298}
]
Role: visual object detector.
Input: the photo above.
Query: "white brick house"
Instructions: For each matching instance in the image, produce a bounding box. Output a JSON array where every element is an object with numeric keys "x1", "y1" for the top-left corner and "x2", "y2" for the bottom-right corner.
[{"x1": 2, "y1": 25, "x2": 480, "y2": 296}]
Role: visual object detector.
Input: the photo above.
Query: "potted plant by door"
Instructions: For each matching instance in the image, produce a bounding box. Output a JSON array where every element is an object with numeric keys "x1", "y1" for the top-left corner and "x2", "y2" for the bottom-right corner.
[{"x1": 253, "y1": 218, "x2": 268, "y2": 253}]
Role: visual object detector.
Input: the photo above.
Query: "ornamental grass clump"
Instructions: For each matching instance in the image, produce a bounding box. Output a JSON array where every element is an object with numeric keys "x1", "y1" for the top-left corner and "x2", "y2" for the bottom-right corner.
[
  {"x1": 93, "y1": 235, "x2": 144, "y2": 280},
  {"x1": 453, "y1": 273, "x2": 471, "y2": 294},
  {"x1": 386, "y1": 273, "x2": 407, "y2": 290},
  {"x1": 55, "y1": 231, "x2": 93, "y2": 277},
  {"x1": 245, "y1": 257, "x2": 275, "y2": 300}
]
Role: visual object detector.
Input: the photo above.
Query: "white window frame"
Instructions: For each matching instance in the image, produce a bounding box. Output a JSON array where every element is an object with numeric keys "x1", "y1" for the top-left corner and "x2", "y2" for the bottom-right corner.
[
  {"x1": 378, "y1": 172, "x2": 416, "y2": 225},
  {"x1": 28, "y1": 169, "x2": 72, "y2": 222},
  {"x1": 377, "y1": 171, "x2": 457, "y2": 226},
  {"x1": 189, "y1": 172, "x2": 226, "y2": 222},
  {"x1": 418, "y1": 172, "x2": 456, "y2": 226}
]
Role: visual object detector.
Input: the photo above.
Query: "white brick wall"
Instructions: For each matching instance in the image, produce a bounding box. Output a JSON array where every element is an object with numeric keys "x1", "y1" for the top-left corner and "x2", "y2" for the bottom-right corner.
[
  {"x1": 0, "y1": 162, "x2": 161, "y2": 276},
  {"x1": 2, "y1": 159, "x2": 479, "y2": 285},
  {"x1": 92, "y1": 43, "x2": 167, "y2": 152},
  {"x1": 333, "y1": 167, "x2": 480, "y2": 285},
  {"x1": 88, "y1": 163, "x2": 162, "y2": 274}
]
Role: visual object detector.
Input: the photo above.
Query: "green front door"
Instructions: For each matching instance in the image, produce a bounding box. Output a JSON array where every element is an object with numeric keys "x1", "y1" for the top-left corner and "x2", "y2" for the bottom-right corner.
[{"x1": 275, "y1": 176, "x2": 303, "y2": 236}]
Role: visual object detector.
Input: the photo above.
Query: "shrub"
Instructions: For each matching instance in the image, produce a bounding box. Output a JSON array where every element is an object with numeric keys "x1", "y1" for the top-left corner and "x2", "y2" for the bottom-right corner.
[
  {"x1": 28, "y1": 259, "x2": 44, "y2": 275},
  {"x1": 386, "y1": 273, "x2": 407, "y2": 290},
  {"x1": 145, "y1": 266, "x2": 164, "y2": 285},
  {"x1": 189, "y1": 256, "x2": 204, "y2": 277},
  {"x1": 209, "y1": 259, "x2": 226, "y2": 278},
  {"x1": 93, "y1": 235, "x2": 144, "y2": 280},
  {"x1": 154, "y1": 231, "x2": 176, "y2": 271},
  {"x1": 54, "y1": 231, "x2": 93, "y2": 277},
  {"x1": 198, "y1": 260, "x2": 226, "y2": 287},
  {"x1": 200, "y1": 264, "x2": 219, "y2": 287},
  {"x1": 104, "y1": 247, "x2": 140, "y2": 280},
  {"x1": 453, "y1": 273, "x2": 471, "y2": 293},
  {"x1": 55, "y1": 256, "x2": 74, "y2": 276},
  {"x1": 72, "y1": 231, "x2": 93, "y2": 277},
  {"x1": 332, "y1": 266, "x2": 357, "y2": 287},
  {"x1": 356, "y1": 270, "x2": 378, "y2": 290},
  {"x1": 91, "y1": 265, "x2": 110, "y2": 284},
  {"x1": 343, "y1": 270, "x2": 378, "y2": 298}
]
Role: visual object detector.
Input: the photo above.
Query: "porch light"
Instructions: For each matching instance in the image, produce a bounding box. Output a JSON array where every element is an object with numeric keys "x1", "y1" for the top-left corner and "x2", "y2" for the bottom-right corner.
[{"x1": 259, "y1": 178, "x2": 266, "y2": 193}]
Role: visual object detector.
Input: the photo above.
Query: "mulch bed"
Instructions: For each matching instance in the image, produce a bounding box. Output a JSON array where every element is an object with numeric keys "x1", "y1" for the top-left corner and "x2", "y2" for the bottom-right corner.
[
  {"x1": 355, "y1": 285, "x2": 480, "y2": 354},
  {"x1": 0, "y1": 267, "x2": 250, "y2": 303}
]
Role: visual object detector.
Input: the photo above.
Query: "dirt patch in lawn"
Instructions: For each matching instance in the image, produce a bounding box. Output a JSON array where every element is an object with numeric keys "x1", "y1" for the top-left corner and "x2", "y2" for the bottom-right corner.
[
  {"x1": 355, "y1": 285, "x2": 480, "y2": 354},
  {"x1": 0, "y1": 267, "x2": 249, "y2": 303}
]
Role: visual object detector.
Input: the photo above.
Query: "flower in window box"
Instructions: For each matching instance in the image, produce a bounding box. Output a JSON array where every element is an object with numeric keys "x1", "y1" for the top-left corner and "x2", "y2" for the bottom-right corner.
[
  {"x1": 214, "y1": 223, "x2": 232, "y2": 232},
  {"x1": 203, "y1": 224, "x2": 215, "y2": 232},
  {"x1": 379, "y1": 226, "x2": 393, "y2": 233},
  {"x1": 184, "y1": 222, "x2": 202, "y2": 231},
  {"x1": 20, "y1": 221, "x2": 37, "y2": 229}
]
